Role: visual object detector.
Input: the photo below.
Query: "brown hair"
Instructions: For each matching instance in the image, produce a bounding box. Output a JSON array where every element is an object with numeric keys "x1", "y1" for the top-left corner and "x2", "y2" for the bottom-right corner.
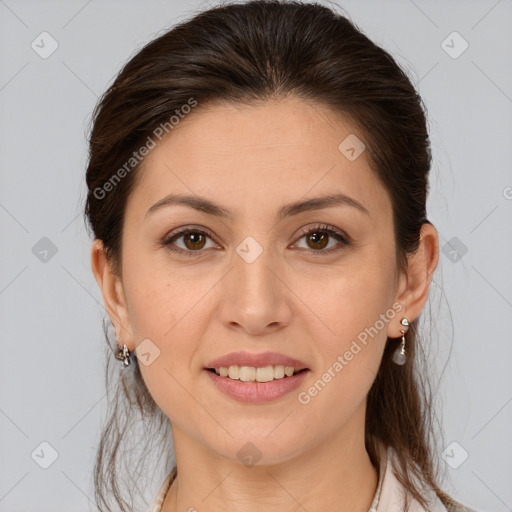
[{"x1": 84, "y1": 1, "x2": 462, "y2": 510}]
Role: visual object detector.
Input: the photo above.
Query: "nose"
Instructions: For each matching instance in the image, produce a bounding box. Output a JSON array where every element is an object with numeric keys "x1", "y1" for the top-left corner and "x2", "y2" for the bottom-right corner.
[{"x1": 218, "y1": 242, "x2": 293, "y2": 336}]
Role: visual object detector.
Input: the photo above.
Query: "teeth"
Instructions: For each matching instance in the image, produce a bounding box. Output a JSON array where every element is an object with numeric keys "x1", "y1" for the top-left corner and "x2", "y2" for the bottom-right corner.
[
  {"x1": 213, "y1": 365, "x2": 298, "y2": 382},
  {"x1": 228, "y1": 365, "x2": 239, "y2": 380},
  {"x1": 239, "y1": 366, "x2": 256, "y2": 381}
]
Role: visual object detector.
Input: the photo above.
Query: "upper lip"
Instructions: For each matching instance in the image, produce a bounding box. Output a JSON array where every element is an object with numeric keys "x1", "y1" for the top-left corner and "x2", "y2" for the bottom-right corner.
[{"x1": 205, "y1": 351, "x2": 309, "y2": 371}]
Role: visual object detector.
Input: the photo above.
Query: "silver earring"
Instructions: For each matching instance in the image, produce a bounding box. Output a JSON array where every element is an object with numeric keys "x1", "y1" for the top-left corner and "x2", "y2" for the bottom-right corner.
[
  {"x1": 115, "y1": 343, "x2": 132, "y2": 367},
  {"x1": 392, "y1": 317, "x2": 409, "y2": 366}
]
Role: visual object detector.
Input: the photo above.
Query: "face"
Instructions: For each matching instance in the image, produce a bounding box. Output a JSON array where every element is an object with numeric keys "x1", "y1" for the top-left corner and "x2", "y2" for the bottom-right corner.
[{"x1": 100, "y1": 96, "x2": 411, "y2": 464}]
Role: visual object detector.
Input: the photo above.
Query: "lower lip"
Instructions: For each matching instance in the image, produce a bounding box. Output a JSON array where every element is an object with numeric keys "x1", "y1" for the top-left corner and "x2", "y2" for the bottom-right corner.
[{"x1": 204, "y1": 369, "x2": 309, "y2": 403}]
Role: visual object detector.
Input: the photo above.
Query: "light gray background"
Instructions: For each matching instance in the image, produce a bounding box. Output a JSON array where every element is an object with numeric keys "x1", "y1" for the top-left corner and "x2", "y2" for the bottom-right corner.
[{"x1": 1, "y1": 0, "x2": 511, "y2": 510}]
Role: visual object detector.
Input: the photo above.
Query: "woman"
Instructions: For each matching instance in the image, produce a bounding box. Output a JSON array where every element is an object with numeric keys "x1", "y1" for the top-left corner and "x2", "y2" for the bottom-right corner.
[{"x1": 86, "y1": 1, "x2": 478, "y2": 510}]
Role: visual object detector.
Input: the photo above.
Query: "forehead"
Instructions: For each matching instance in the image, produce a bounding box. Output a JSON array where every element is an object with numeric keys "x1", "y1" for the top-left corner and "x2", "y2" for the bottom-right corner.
[{"x1": 128, "y1": 96, "x2": 391, "y2": 224}]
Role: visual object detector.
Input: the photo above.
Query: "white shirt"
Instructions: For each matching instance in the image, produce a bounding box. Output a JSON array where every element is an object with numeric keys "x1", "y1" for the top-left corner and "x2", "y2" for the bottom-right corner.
[{"x1": 148, "y1": 444, "x2": 476, "y2": 511}]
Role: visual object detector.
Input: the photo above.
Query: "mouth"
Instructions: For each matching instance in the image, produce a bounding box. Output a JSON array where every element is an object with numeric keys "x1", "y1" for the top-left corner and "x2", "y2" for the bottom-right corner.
[
  {"x1": 204, "y1": 365, "x2": 310, "y2": 403},
  {"x1": 204, "y1": 350, "x2": 310, "y2": 379},
  {"x1": 204, "y1": 366, "x2": 309, "y2": 382}
]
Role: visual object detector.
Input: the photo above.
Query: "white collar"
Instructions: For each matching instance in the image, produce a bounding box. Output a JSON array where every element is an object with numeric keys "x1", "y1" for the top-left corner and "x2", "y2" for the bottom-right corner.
[{"x1": 372, "y1": 444, "x2": 448, "y2": 512}]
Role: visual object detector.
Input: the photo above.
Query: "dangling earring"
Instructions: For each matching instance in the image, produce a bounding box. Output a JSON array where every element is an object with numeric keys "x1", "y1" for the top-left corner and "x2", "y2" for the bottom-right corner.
[
  {"x1": 115, "y1": 343, "x2": 132, "y2": 367},
  {"x1": 392, "y1": 317, "x2": 409, "y2": 365}
]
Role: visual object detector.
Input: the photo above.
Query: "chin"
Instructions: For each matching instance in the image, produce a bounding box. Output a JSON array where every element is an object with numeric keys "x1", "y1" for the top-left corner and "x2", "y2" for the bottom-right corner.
[{"x1": 208, "y1": 429, "x2": 307, "y2": 465}]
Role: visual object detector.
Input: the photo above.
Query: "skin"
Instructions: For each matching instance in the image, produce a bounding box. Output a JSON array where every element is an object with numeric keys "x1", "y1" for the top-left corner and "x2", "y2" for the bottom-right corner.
[{"x1": 91, "y1": 96, "x2": 439, "y2": 512}]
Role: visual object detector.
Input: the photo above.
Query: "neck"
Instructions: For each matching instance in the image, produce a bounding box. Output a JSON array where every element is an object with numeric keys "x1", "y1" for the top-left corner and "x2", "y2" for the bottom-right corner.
[{"x1": 162, "y1": 407, "x2": 379, "y2": 512}]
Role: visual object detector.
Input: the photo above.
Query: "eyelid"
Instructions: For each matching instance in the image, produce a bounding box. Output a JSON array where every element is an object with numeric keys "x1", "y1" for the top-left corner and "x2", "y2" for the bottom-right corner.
[
  {"x1": 294, "y1": 224, "x2": 349, "y2": 244},
  {"x1": 164, "y1": 224, "x2": 217, "y2": 242}
]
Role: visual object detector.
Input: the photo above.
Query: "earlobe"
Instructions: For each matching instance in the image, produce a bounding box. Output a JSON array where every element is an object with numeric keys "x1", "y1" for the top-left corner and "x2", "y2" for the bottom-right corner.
[
  {"x1": 391, "y1": 223, "x2": 439, "y2": 337},
  {"x1": 90, "y1": 239, "x2": 134, "y2": 347}
]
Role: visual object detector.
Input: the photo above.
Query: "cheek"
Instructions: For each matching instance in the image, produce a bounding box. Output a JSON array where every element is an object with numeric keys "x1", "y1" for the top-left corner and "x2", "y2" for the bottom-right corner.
[
  {"x1": 125, "y1": 273, "x2": 204, "y2": 421},
  {"x1": 124, "y1": 257, "x2": 206, "y2": 341},
  {"x1": 305, "y1": 259, "x2": 395, "y2": 348},
  {"x1": 293, "y1": 275, "x2": 392, "y2": 435},
  {"x1": 298, "y1": 254, "x2": 396, "y2": 395},
  {"x1": 122, "y1": 257, "x2": 217, "y2": 398}
]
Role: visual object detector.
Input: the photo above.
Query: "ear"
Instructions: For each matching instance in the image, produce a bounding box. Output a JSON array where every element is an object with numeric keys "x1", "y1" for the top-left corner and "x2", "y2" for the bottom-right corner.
[
  {"x1": 389, "y1": 222, "x2": 439, "y2": 337},
  {"x1": 90, "y1": 239, "x2": 134, "y2": 349}
]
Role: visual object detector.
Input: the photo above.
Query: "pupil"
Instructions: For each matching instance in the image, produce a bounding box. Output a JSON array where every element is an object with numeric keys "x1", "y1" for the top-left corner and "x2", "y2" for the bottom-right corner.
[
  {"x1": 186, "y1": 233, "x2": 205, "y2": 250},
  {"x1": 309, "y1": 232, "x2": 328, "y2": 249}
]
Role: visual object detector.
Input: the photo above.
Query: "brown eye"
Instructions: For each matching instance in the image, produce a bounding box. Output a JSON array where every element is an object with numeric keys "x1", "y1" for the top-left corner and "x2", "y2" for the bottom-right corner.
[
  {"x1": 161, "y1": 224, "x2": 350, "y2": 257},
  {"x1": 181, "y1": 232, "x2": 207, "y2": 250},
  {"x1": 294, "y1": 224, "x2": 350, "y2": 254},
  {"x1": 162, "y1": 227, "x2": 217, "y2": 255},
  {"x1": 305, "y1": 231, "x2": 329, "y2": 250}
]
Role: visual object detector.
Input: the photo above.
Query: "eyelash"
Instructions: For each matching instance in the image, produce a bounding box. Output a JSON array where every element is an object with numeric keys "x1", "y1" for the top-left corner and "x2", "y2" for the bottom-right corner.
[{"x1": 160, "y1": 224, "x2": 350, "y2": 257}]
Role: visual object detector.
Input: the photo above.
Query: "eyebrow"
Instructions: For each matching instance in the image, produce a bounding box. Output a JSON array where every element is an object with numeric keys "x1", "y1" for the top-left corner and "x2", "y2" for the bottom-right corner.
[{"x1": 145, "y1": 192, "x2": 370, "y2": 220}]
